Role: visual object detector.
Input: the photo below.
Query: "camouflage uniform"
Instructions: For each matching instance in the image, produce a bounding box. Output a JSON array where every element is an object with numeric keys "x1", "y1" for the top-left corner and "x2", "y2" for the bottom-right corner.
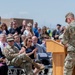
[
  {"x1": 62, "y1": 13, "x2": 75, "y2": 75},
  {"x1": 3, "y1": 45, "x2": 33, "y2": 75},
  {"x1": 3, "y1": 35, "x2": 44, "y2": 75}
]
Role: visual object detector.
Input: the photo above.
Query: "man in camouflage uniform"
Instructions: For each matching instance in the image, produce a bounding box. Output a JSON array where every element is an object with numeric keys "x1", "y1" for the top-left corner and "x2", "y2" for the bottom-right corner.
[
  {"x1": 62, "y1": 12, "x2": 75, "y2": 75},
  {"x1": 2, "y1": 36, "x2": 45, "y2": 75}
]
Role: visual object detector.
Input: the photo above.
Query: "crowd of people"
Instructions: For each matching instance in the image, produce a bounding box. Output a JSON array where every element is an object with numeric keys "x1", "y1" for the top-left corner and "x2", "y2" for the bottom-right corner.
[
  {"x1": 0, "y1": 12, "x2": 75, "y2": 75},
  {"x1": 0, "y1": 20, "x2": 53, "y2": 75}
]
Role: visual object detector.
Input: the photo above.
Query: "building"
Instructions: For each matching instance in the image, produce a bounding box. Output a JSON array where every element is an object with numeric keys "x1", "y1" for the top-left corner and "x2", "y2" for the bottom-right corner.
[{"x1": 0, "y1": 17, "x2": 33, "y2": 27}]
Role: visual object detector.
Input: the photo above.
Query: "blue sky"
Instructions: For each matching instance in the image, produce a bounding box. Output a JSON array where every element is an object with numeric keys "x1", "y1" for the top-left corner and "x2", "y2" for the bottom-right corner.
[{"x1": 0, "y1": 0, "x2": 75, "y2": 28}]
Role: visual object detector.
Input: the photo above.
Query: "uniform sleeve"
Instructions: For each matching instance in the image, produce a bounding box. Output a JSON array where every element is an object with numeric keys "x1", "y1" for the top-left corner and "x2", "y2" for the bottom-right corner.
[
  {"x1": 14, "y1": 46, "x2": 19, "y2": 53},
  {"x1": 3, "y1": 48, "x2": 19, "y2": 60},
  {"x1": 62, "y1": 27, "x2": 70, "y2": 45}
]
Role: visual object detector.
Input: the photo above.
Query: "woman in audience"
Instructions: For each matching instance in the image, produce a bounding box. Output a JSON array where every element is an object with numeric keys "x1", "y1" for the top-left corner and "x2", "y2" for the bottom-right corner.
[
  {"x1": 27, "y1": 22, "x2": 34, "y2": 36},
  {"x1": 19, "y1": 36, "x2": 43, "y2": 75},
  {"x1": 1, "y1": 23, "x2": 9, "y2": 35},
  {"x1": 23, "y1": 26, "x2": 33, "y2": 37}
]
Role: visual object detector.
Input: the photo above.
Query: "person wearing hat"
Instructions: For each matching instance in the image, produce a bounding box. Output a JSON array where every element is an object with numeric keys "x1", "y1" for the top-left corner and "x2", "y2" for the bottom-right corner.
[
  {"x1": 3, "y1": 36, "x2": 45, "y2": 75},
  {"x1": 62, "y1": 12, "x2": 75, "y2": 75},
  {"x1": 65, "y1": 12, "x2": 74, "y2": 23}
]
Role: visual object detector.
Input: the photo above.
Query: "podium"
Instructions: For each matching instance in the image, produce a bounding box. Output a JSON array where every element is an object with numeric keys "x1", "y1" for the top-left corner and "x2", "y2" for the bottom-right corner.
[{"x1": 46, "y1": 39, "x2": 75, "y2": 75}]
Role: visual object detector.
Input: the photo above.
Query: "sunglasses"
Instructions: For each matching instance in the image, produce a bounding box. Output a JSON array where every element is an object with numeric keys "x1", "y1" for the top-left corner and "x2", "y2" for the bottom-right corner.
[{"x1": 28, "y1": 40, "x2": 32, "y2": 42}]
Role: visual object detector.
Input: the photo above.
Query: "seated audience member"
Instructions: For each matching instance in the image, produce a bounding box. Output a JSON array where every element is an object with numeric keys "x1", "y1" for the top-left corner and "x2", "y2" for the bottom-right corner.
[
  {"x1": 41, "y1": 34, "x2": 52, "y2": 59},
  {"x1": 41, "y1": 26, "x2": 49, "y2": 36},
  {"x1": 41, "y1": 35, "x2": 52, "y2": 74},
  {"x1": 0, "y1": 34, "x2": 8, "y2": 51},
  {"x1": 14, "y1": 35, "x2": 22, "y2": 50},
  {"x1": 32, "y1": 36, "x2": 44, "y2": 53},
  {"x1": 9, "y1": 20, "x2": 20, "y2": 34},
  {"x1": 19, "y1": 36, "x2": 37, "y2": 59},
  {"x1": 0, "y1": 47, "x2": 8, "y2": 75},
  {"x1": 1, "y1": 23, "x2": 9, "y2": 35},
  {"x1": 19, "y1": 20, "x2": 27, "y2": 34},
  {"x1": 8, "y1": 22, "x2": 13, "y2": 31},
  {"x1": 27, "y1": 22, "x2": 34, "y2": 36},
  {"x1": 41, "y1": 35, "x2": 50, "y2": 52},
  {"x1": 23, "y1": 26, "x2": 33, "y2": 37},
  {"x1": 37, "y1": 27, "x2": 42, "y2": 44},
  {"x1": 33, "y1": 22, "x2": 38, "y2": 37},
  {"x1": 3, "y1": 36, "x2": 45, "y2": 75},
  {"x1": 47, "y1": 27, "x2": 52, "y2": 37},
  {"x1": 19, "y1": 36, "x2": 44, "y2": 75},
  {"x1": 52, "y1": 24, "x2": 61, "y2": 40}
]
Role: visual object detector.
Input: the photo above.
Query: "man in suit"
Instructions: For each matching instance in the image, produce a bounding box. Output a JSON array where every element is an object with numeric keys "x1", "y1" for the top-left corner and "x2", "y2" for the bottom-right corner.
[
  {"x1": 52, "y1": 24, "x2": 61, "y2": 40},
  {"x1": 14, "y1": 35, "x2": 22, "y2": 50}
]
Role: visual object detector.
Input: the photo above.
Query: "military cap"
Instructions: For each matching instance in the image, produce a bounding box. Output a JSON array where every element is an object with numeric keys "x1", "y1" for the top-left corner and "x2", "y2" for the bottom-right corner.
[
  {"x1": 7, "y1": 36, "x2": 14, "y2": 42},
  {"x1": 65, "y1": 12, "x2": 74, "y2": 22}
]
